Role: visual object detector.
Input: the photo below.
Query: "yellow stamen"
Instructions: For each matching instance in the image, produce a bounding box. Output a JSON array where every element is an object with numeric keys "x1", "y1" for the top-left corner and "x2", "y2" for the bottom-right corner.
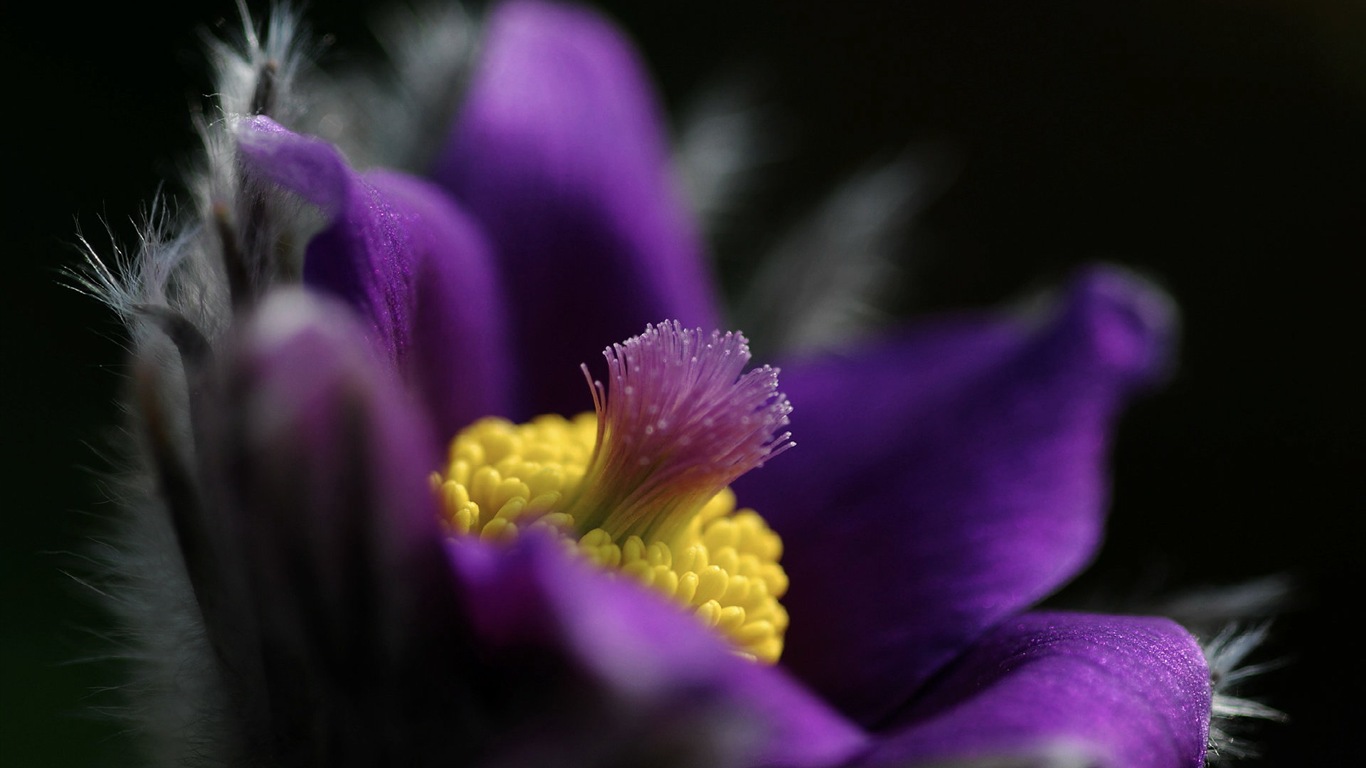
[{"x1": 432, "y1": 414, "x2": 789, "y2": 663}]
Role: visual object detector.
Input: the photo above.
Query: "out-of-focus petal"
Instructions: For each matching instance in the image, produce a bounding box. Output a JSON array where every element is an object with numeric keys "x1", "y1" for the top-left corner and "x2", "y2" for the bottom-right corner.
[
  {"x1": 236, "y1": 115, "x2": 511, "y2": 441},
  {"x1": 432, "y1": 0, "x2": 719, "y2": 418},
  {"x1": 195, "y1": 290, "x2": 481, "y2": 764},
  {"x1": 446, "y1": 533, "x2": 867, "y2": 768},
  {"x1": 862, "y1": 612, "x2": 1211, "y2": 768},
  {"x1": 733, "y1": 266, "x2": 1178, "y2": 725}
]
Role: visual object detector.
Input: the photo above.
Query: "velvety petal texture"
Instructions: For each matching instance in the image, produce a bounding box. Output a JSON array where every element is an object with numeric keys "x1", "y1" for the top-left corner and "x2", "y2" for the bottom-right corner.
[
  {"x1": 193, "y1": 292, "x2": 866, "y2": 768},
  {"x1": 733, "y1": 266, "x2": 1178, "y2": 725},
  {"x1": 864, "y1": 612, "x2": 1211, "y2": 768},
  {"x1": 96, "y1": 3, "x2": 1223, "y2": 766},
  {"x1": 236, "y1": 116, "x2": 511, "y2": 442},
  {"x1": 195, "y1": 290, "x2": 481, "y2": 765},
  {"x1": 433, "y1": 0, "x2": 719, "y2": 418},
  {"x1": 447, "y1": 534, "x2": 867, "y2": 768}
]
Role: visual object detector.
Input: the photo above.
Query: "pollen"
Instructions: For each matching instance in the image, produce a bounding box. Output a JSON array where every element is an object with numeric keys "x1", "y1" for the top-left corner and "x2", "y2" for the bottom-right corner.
[
  {"x1": 432, "y1": 322, "x2": 793, "y2": 663},
  {"x1": 433, "y1": 416, "x2": 788, "y2": 663}
]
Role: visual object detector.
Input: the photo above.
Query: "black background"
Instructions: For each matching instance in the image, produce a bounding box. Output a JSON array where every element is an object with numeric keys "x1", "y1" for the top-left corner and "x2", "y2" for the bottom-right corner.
[{"x1": 4, "y1": 1, "x2": 1361, "y2": 765}]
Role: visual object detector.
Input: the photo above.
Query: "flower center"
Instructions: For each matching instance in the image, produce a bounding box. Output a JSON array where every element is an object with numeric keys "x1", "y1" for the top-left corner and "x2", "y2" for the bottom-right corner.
[{"x1": 431, "y1": 322, "x2": 792, "y2": 663}]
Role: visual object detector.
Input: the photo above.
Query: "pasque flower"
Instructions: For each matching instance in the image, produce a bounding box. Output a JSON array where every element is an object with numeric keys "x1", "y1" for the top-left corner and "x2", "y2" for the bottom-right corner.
[{"x1": 84, "y1": 2, "x2": 1230, "y2": 766}]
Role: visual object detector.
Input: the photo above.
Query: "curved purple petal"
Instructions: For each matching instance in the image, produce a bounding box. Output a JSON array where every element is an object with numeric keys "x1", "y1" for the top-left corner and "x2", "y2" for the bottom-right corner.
[
  {"x1": 862, "y1": 612, "x2": 1211, "y2": 768},
  {"x1": 733, "y1": 266, "x2": 1178, "y2": 725},
  {"x1": 447, "y1": 533, "x2": 867, "y2": 768},
  {"x1": 195, "y1": 290, "x2": 480, "y2": 763},
  {"x1": 236, "y1": 116, "x2": 511, "y2": 441},
  {"x1": 433, "y1": 0, "x2": 719, "y2": 418}
]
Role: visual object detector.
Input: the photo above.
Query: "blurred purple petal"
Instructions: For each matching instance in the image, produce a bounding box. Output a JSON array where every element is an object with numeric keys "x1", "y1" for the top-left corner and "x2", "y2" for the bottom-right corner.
[
  {"x1": 236, "y1": 116, "x2": 511, "y2": 441},
  {"x1": 447, "y1": 533, "x2": 867, "y2": 768},
  {"x1": 433, "y1": 0, "x2": 719, "y2": 418},
  {"x1": 864, "y1": 612, "x2": 1210, "y2": 768},
  {"x1": 197, "y1": 290, "x2": 479, "y2": 763},
  {"x1": 734, "y1": 266, "x2": 1178, "y2": 724}
]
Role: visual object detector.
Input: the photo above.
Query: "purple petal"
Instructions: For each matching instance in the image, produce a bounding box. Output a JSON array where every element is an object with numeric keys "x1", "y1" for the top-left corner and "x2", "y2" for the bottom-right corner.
[
  {"x1": 236, "y1": 116, "x2": 511, "y2": 441},
  {"x1": 196, "y1": 290, "x2": 479, "y2": 763},
  {"x1": 433, "y1": 0, "x2": 719, "y2": 418},
  {"x1": 446, "y1": 533, "x2": 867, "y2": 767},
  {"x1": 863, "y1": 612, "x2": 1211, "y2": 768},
  {"x1": 732, "y1": 266, "x2": 1178, "y2": 724}
]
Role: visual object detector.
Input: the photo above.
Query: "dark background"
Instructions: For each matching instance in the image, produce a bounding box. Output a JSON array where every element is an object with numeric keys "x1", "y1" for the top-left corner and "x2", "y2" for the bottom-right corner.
[{"x1": 4, "y1": 1, "x2": 1361, "y2": 765}]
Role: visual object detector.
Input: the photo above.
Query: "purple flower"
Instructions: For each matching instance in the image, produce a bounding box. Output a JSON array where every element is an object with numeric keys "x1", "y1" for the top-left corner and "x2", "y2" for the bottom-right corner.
[{"x1": 88, "y1": 2, "x2": 1227, "y2": 767}]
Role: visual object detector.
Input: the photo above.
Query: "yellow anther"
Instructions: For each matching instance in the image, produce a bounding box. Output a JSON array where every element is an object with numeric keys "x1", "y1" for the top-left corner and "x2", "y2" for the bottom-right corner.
[
  {"x1": 676, "y1": 571, "x2": 700, "y2": 605},
  {"x1": 717, "y1": 605, "x2": 747, "y2": 632},
  {"x1": 434, "y1": 414, "x2": 789, "y2": 664},
  {"x1": 481, "y1": 516, "x2": 516, "y2": 543},
  {"x1": 676, "y1": 545, "x2": 708, "y2": 573},
  {"x1": 695, "y1": 600, "x2": 723, "y2": 627},
  {"x1": 711, "y1": 547, "x2": 740, "y2": 576},
  {"x1": 695, "y1": 566, "x2": 729, "y2": 604}
]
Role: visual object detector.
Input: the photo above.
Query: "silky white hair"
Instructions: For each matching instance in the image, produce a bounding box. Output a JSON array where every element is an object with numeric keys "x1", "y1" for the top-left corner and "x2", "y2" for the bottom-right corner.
[
  {"x1": 74, "y1": 6, "x2": 313, "y2": 765},
  {"x1": 71, "y1": 3, "x2": 1285, "y2": 765}
]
